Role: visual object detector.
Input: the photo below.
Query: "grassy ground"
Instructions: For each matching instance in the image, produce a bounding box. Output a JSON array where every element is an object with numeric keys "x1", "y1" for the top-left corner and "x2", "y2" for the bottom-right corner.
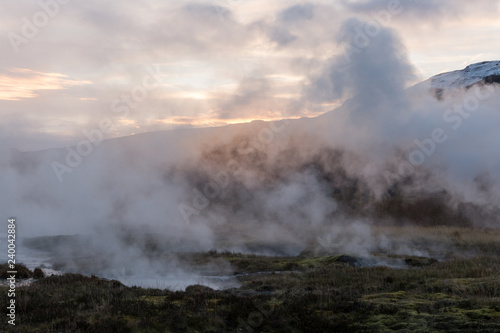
[{"x1": 2, "y1": 226, "x2": 500, "y2": 332}]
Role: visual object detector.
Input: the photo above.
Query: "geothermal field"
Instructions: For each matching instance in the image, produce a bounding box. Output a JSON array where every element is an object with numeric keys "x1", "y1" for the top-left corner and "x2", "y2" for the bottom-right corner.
[{"x1": 2, "y1": 1, "x2": 500, "y2": 332}]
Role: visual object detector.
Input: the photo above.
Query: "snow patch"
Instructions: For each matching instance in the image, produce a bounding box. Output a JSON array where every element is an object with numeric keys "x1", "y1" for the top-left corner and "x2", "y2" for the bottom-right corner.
[{"x1": 430, "y1": 61, "x2": 500, "y2": 89}]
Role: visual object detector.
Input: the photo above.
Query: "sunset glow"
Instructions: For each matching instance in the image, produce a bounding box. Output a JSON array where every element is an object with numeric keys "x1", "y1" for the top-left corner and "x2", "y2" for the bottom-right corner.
[
  {"x1": 0, "y1": 68, "x2": 91, "y2": 101},
  {"x1": 1, "y1": 1, "x2": 499, "y2": 150}
]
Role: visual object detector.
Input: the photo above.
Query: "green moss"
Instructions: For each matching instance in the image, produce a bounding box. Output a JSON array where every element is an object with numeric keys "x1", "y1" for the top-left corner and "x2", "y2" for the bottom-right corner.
[
  {"x1": 362, "y1": 290, "x2": 500, "y2": 331},
  {"x1": 431, "y1": 277, "x2": 500, "y2": 298},
  {"x1": 364, "y1": 291, "x2": 407, "y2": 301},
  {"x1": 447, "y1": 307, "x2": 500, "y2": 320},
  {"x1": 268, "y1": 297, "x2": 283, "y2": 308},
  {"x1": 136, "y1": 295, "x2": 167, "y2": 305},
  {"x1": 172, "y1": 300, "x2": 185, "y2": 306},
  {"x1": 297, "y1": 255, "x2": 344, "y2": 268},
  {"x1": 4, "y1": 248, "x2": 500, "y2": 332}
]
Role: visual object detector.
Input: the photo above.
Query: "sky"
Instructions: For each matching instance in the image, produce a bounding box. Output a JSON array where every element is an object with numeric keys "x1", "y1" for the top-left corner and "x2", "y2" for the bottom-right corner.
[{"x1": 1, "y1": 0, "x2": 500, "y2": 151}]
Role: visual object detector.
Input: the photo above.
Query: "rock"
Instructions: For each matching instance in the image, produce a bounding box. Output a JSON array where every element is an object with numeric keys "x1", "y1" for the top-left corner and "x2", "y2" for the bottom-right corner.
[
  {"x1": 0, "y1": 263, "x2": 32, "y2": 279},
  {"x1": 337, "y1": 255, "x2": 360, "y2": 266},
  {"x1": 33, "y1": 267, "x2": 45, "y2": 279}
]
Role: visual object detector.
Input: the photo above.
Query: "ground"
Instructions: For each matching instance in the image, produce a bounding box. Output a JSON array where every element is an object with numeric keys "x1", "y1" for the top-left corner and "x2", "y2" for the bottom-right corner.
[{"x1": 1, "y1": 226, "x2": 500, "y2": 332}]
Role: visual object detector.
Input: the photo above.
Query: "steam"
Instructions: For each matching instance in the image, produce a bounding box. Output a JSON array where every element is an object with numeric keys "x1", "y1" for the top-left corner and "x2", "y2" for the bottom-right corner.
[{"x1": 1, "y1": 14, "x2": 500, "y2": 289}]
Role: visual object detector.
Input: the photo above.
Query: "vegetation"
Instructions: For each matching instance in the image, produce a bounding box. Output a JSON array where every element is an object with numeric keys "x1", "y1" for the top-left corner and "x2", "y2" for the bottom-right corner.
[{"x1": 2, "y1": 226, "x2": 500, "y2": 332}]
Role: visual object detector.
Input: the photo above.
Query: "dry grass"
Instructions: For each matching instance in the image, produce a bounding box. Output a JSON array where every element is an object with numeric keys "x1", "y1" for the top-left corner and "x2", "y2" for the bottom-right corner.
[
  {"x1": 372, "y1": 225, "x2": 500, "y2": 257},
  {"x1": 2, "y1": 226, "x2": 500, "y2": 332}
]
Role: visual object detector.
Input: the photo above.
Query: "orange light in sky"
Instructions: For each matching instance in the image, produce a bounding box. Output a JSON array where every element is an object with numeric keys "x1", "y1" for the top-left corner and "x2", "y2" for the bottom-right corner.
[
  {"x1": 0, "y1": 68, "x2": 91, "y2": 101},
  {"x1": 155, "y1": 115, "x2": 304, "y2": 128}
]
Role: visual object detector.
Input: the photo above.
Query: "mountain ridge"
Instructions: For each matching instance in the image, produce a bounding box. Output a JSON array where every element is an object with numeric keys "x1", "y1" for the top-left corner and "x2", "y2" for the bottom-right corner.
[
  {"x1": 8, "y1": 61, "x2": 500, "y2": 155},
  {"x1": 429, "y1": 60, "x2": 500, "y2": 89}
]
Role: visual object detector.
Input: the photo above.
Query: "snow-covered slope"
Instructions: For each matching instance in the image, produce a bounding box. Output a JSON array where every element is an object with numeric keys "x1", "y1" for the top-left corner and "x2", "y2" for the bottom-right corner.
[{"x1": 430, "y1": 60, "x2": 500, "y2": 89}]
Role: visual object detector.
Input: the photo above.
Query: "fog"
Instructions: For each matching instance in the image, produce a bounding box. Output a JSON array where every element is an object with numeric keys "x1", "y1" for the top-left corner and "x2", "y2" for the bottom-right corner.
[{"x1": 1, "y1": 15, "x2": 500, "y2": 289}]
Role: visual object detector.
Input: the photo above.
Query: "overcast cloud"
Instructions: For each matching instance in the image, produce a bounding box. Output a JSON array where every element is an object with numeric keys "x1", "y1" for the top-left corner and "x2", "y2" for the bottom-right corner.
[{"x1": 0, "y1": 0, "x2": 499, "y2": 150}]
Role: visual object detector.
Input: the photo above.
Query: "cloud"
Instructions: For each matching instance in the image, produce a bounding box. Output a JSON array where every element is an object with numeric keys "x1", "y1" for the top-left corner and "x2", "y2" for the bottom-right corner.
[
  {"x1": 0, "y1": 0, "x2": 499, "y2": 150},
  {"x1": 0, "y1": 68, "x2": 91, "y2": 101},
  {"x1": 341, "y1": 0, "x2": 500, "y2": 21},
  {"x1": 306, "y1": 17, "x2": 415, "y2": 115},
  {"x1": 278, "y1": 3, "x2": 315, "y2": 22},
  {"x1": 267, "y1": 3, "x2": 316, "y2": 46}
]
